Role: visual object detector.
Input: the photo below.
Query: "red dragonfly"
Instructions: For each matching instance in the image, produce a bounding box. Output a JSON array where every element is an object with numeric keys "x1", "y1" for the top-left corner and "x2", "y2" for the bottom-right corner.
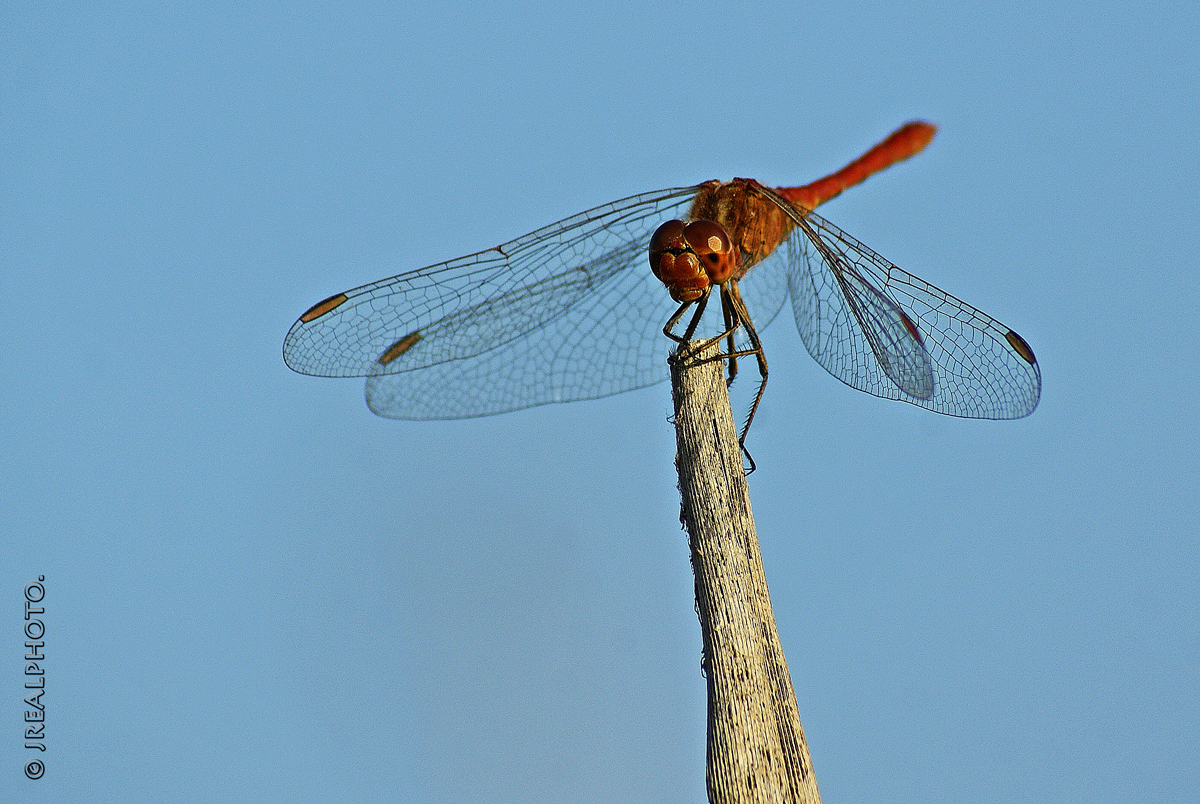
[{"x1": 284, "y1": 122, "x2": 1040, "y2": 441}]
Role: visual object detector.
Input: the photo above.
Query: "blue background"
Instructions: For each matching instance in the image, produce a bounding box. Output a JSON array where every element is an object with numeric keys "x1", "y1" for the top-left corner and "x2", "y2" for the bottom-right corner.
[{"x1": 4, "y1": 1, "x2": 1197, "y2": 801}]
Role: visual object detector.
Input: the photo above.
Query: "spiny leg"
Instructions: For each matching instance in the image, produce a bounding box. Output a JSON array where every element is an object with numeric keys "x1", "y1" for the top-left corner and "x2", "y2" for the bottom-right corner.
[
  {"x1": 668, "y1": 286, "x2": 751, "y2": 366},
  {"x1": 676, "y1": 306, "x2": 759, "y2": 370},
  {"x1": 678, "y1": 282, "x2": 762, "y2": 373},
  {"x1": 665, "y1": 289, "x2": 719, "y2": 370},
  {"x1": 725, "y1": 281, "x2": 769, "y2": 450},
  {"x1": 663, "y1": 282, "x2": 767, "y2": 472},
  {"x1": 721, "y1": 285, "x2": 739, "y2": 388},
  {"x1": 663, "y1": 287, "x2": 711, "y2": 346}
]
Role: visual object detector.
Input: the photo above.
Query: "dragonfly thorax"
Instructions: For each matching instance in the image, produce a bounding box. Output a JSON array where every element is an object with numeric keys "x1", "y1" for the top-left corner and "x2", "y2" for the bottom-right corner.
[{"x1": 689, "y1": 178, "x2": 797, "y2": 272}]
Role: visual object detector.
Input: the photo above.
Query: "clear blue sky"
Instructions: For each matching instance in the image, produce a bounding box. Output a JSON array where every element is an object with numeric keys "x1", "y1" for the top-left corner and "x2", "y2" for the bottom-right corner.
[{"x1": 4, "y1": 1, "x2": 1198, "y2": 802}]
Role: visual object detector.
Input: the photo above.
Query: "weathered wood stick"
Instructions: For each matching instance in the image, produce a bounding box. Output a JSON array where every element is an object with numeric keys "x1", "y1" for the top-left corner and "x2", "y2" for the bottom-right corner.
[{"x1": 669, "y1": 340, "x2": 821, "y2": 804}]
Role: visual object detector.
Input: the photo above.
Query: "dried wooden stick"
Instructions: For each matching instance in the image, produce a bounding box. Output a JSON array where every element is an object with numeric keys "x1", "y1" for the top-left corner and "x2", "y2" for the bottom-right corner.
[{"x1": 669, "y1": 340, "x2": 821, "y2": 804}]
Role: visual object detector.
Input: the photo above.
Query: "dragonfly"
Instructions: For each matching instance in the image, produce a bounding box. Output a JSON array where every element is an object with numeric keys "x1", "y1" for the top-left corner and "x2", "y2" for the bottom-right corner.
[{"x1": 283, "y1": 122, "x2": 1041, "y2": 447}]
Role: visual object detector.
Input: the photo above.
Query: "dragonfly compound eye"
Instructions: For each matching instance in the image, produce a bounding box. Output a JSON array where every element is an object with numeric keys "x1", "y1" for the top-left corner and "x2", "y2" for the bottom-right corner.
[
  {"x1": 649, "y1": 219, "x2": 708, "y2": 302},
  {"x1": 683, "y1": 220, "x2": 739, "y2": 284}
]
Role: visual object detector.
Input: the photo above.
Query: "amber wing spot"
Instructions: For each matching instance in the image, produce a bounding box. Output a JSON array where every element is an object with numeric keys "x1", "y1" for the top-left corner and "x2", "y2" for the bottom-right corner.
[
  {"x1": 1005, "y1": 330, "x2": 1037, "y2": 365},
  {"x1": 377, "y1": 331, "x2": 423, "y2": 365},
  {"x1": 300, "y1": 293, "x2": 349, "y2": 323}
]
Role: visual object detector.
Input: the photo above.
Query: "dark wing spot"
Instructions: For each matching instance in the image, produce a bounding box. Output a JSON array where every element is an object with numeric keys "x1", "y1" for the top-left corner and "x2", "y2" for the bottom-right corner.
[
  {"x1": 377, "y1": 330, "x2": 423, "y2": 365},
  {"x1": 299, "y1": 293, "x2": 349, "y2": 323},
  {"x1": 1005, "y1": 330, "x2": 1037, "y2": 365}
]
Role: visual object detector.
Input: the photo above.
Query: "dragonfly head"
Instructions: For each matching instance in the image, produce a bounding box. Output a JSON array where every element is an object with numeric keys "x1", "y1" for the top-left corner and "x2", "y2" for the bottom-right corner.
[{"x1": 649, "y1": 219, "x2": 740, "y2": 302}]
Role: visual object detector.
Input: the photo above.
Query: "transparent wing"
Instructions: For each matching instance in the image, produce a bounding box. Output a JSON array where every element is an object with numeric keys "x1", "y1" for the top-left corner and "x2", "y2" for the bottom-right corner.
[
  {"x1": 775, "y1": 198, "x2": 1041, "y2": 419},
  {"x1": 286, "y1": 178, "x2": 1039, "y2": 423},
  {"x1": 365, "y1": 258, "x2": 794, "y2": 420},
  {"x1": 284, "y1": 186, "x2": 707, "y2": 418},
  {"x1": 727, "y1": 239, "x2": 793, "y2": 347}
]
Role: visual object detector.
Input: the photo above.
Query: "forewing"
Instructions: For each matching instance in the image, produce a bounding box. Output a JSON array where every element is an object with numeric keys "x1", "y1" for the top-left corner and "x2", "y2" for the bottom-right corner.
[
  {"x1": 780, "y1": 204, "x2": 1041, "y2": 419},
  {"x1": 284, "y1": 186, "x2": 701, "y2": 417},
  {"x1": 284, "y1": 186, "x2": 699, "y2": 378}
]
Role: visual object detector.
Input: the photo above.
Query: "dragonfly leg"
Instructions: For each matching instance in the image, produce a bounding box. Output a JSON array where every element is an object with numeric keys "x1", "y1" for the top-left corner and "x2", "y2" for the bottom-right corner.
[
  {"x1": 667, "y1": 283, "x2": 765, "y2": 468},
  {"x1": 678, "y1": 291, "x2": 760, "y2": 371},
  {"x1": 666, "y1": 288, "x2": 740, "y2": 367},
  {"x1": 721, "y1": 285, "x2": 739, "y2": 388},
  {"x1": 663, "y1": 288, "x2": 712, "y2": 345},
  {"x1": 725, "y1": 282, "x2": 768, "y2": 453}
]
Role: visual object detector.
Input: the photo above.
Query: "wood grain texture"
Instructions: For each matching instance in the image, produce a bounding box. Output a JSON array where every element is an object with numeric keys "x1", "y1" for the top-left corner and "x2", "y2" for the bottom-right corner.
[{"x1": 669, "y1": 340, "x2": 821, "y2": 804}]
